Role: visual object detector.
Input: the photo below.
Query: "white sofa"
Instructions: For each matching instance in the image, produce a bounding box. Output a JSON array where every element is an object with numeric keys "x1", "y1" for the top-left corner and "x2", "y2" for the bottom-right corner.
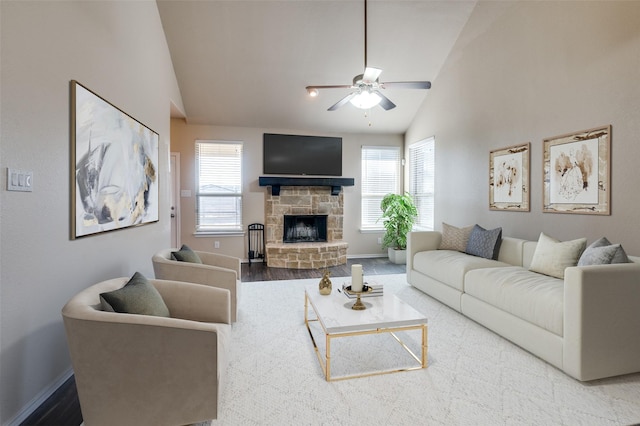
[{"x1": 407, "y1": 231, "x2": 640, "y2": 381}]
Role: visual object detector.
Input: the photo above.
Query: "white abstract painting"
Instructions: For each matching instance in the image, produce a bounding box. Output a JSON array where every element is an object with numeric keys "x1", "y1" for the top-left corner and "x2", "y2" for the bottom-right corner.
[
  {"x1": 493, "y1": 151, "x2": 523, "y2": 203},
  {"x1": 72, "y1": 81, "x2": 158, "y2": 238},
  {"x1": 549, "y1": 138, "x2": 598, "y2": 205},
  {"x1": 489, "y1": 143, "x2": 529, "y2": 212}
]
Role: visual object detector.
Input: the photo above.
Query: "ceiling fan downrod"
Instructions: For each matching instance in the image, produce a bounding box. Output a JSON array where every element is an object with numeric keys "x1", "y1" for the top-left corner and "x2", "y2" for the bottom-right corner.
[
  {"x1": 364, "y1": 0, "x2": 368, "y2": 70},
  {"x1": 304, "y1": 0, "x2": 431, "y2": 112}
]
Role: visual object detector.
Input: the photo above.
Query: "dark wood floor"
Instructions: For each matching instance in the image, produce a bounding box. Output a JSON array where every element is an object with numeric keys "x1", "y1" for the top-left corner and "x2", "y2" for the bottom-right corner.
[
  {"x1": 21, "y1": 258, "x2": 405, "y2": 426},
  {"x1": 241, "y1": 256, "x2": 405, "y2": 281}
]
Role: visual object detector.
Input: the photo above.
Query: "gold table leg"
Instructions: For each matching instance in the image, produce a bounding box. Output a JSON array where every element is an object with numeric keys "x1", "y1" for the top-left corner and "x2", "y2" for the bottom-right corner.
[
  {"x1": 326, "y1": 334, "x2": 331, "y2": 381},
  {"x1": 305, "y1": 291, "x2": 427, "y2": 381}
]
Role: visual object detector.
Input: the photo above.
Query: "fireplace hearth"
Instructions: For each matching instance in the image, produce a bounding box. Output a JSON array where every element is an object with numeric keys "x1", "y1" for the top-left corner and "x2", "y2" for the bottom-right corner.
[
  {"x1": 283, "y1": 215, "x2": 327, "y2": 243},
  {"x1": 263, "y1": 185, "x2": 347, "y2": 269}
]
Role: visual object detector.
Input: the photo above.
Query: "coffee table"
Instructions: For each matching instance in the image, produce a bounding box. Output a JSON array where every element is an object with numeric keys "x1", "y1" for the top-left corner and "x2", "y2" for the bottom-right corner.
[{"x1": 304, "y1": 284, "x2": 428, "y2": 381}]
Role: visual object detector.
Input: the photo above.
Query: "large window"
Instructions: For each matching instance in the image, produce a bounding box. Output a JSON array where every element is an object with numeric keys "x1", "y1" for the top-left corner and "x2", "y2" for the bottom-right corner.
[
  {"x1": 408, "y1": 137, "x2": 435, "y2": 230},
  {"x1": 195, "y1": 140, "x2": 243, "y2": 233},
  {"x1": 361, "y1": 146, "x2": 401, "y2": 230}
]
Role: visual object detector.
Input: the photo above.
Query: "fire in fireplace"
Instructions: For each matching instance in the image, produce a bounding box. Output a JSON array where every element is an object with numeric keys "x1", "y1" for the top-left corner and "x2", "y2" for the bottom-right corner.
[{"x1": 283, "y1": 215, "x2": 328, "y2": 243}]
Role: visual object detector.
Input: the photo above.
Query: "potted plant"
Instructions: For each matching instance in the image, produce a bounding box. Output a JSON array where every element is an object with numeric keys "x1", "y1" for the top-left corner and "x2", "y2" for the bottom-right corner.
[{"x1": 379, "y1": 192, "x2": 418, "y2": 264}]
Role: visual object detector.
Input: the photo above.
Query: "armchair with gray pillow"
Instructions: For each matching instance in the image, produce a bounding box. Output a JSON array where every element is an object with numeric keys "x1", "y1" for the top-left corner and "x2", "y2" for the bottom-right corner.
[
  {"x1": 62, "y1": 276, "x2": 231, "y2": 426},
  {"x1": 152, "y1": 246, "x2": 241, "y2": 322}
]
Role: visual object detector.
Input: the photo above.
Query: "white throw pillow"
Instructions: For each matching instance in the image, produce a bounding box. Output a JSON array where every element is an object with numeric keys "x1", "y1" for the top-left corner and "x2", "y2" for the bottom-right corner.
[{"x1": 529, "y1": 232, "x2": 587, "y2": 279}]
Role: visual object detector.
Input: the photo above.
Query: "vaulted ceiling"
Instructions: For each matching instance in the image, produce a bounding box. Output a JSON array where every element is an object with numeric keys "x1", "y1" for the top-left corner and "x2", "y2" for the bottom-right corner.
[{"x1": 157, "y1": 0, "x2": 477, "y2": 134}]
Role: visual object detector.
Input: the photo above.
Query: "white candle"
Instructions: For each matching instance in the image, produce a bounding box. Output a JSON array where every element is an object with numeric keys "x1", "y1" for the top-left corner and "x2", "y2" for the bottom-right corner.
[{"x1": 351, "y1": 264, "x2": 363, "y2": 292}]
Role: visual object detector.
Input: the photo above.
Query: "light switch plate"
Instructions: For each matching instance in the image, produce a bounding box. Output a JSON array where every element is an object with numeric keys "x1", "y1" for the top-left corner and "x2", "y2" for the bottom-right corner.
[{"x1": 7, "y1": 168, "x2": 33, "y2": 192}]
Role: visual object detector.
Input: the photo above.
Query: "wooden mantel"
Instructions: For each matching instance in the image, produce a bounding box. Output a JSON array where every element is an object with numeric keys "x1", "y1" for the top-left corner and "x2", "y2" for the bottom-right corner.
[{"x1": 258, "y1": 176, "x2": 355, "y2": 196}]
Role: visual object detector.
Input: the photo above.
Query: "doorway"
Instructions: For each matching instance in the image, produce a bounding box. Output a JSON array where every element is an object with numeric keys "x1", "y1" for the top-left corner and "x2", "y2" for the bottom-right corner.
[{"x1": 170, "y1": 152, "x2": 181, "y2": 248}]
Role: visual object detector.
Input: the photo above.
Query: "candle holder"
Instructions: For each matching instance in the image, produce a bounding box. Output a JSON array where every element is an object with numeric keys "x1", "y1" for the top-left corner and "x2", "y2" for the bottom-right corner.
[{"x1": 343, "y1": 285, "x2": 372, "y2": 310}]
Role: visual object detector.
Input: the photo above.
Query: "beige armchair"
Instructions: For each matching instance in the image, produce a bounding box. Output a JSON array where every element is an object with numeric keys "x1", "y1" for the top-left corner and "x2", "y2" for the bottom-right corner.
[
  {"x1": 62, "y1": 277, "x2": 231, "y2": 426},
  {"x1": 152, "y1": 248, "x2": 241, "y2": 322}
]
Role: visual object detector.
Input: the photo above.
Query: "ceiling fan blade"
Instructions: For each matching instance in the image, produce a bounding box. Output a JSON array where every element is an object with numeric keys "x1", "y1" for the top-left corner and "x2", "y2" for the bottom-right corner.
[
  {"x1": 363, "y1": 67, "x2": 382, "y2": 83},
  {"x1": 306, "y1": 85, "x2": 353, "y2": 90},
  {"x1": 381, "y1": 81, "x2": 432, "y2": 90},
  {"x1": 374, "y1": 91, "x2": 396, "y2": 110},
  {"x1": 328, "y1": 93, "x2": 357, "y2": 111}
]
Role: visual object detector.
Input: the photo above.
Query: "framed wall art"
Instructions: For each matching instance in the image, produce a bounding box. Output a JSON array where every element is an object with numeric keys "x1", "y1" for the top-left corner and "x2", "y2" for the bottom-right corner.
[
  {"x1": 543, "y1": 125, "x2": 610, "y2": 215},
  {"x1": 70, "y1": 80, "x2": 159, "y2": 239},
  {"x1": 489, "y1": 143, "x2": 530, "y2": 211}
]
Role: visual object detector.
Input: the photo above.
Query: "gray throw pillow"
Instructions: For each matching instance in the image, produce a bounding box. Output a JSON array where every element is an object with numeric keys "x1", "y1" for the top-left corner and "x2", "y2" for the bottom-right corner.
[
  {"x1": 465, "y1": 224, "x2": 502, "y2": 260},
  {"x1": 578, "y1": 237, "x2": 631, "y2": 266},
  {"x1": 577, "y1": 244, "x2": 619, "y2": 266},
  {"x1": 171, "y1": 244, "x2": 202, "y2": 263},
  {"x1": 100, "y1": 272, "x2": 170, "y2": 317}
]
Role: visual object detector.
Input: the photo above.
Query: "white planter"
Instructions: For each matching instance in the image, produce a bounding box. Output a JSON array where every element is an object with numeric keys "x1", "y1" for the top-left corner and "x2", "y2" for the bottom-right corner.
[{"x1": 388, "y1": 248, "x2": 407, "y2": 264}]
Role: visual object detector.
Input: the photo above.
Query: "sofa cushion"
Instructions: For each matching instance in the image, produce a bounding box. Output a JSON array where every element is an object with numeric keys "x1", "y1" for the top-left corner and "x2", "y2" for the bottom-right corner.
[
  {"x1": 100, "y1": 272, "x2": 170, "y2": 317},
  {"x1": 465, "y1": 225, "x2": 502, "y2": 260},
  {"x1": 171, "y1": 244, "x2": 202, "y2": 263},
  {"x1": 578, "y1": 237, "x2": 631, "y2": 266},
  {"x1": 413, "y1": 250, "x2": 511, "y2": 292},
  {"x1": 529, "y1": 233, "x2": 586, "y2": 279},
  {"x1": 439, "y1": 222, "x2": 474, "y2": 252},
  {"x1": 465, "y1": 266, "x2": 564, "y2": 336}
]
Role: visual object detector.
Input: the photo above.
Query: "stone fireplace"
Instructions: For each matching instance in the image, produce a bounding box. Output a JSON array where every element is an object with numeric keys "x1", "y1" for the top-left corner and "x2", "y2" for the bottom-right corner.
[
  {"x1": 283, "y1": 214, "x2": 328, "y2": 243},
  {"x1": 263, "y1": 185, "x2": 349, "y2": 269}
]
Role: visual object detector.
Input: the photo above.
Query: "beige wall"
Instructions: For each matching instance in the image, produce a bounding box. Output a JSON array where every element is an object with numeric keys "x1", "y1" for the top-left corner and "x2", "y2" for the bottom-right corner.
[
  {"x1": 0, "y1": 2, "x2": 181, "y2": 423},
  {"x1": 406, "y1": 1, "x2": 640, "y2": 254},
  {"x1": 170, "y1": 119, "x2": 404, "y2": 258}
]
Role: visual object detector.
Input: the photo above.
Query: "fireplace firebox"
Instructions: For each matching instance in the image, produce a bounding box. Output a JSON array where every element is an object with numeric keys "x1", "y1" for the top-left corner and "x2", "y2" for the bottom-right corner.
[{"x1": 283, "y1": 215, "x2": 328, "y2": 243}]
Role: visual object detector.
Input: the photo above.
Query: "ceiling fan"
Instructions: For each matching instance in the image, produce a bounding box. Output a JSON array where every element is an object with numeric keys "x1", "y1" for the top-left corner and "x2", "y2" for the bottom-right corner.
[{"x1": 306, "y1": 0, "x2": 431, "y2": 111}]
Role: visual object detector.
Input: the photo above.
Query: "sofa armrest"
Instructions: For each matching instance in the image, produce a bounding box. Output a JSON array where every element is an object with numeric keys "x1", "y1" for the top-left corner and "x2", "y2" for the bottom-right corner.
[
  {"x1": 563, "y1": 262, "x2": 640, "y2": 381},
  {"x1": 153, "y1": 279, "x2": 231, "y2": 325},
  {"x1": 197, "y1": 251, "x2": 241, "y2": 278},
  {"x1": 407, "y1": 231, "x2": 442, "y2": 281}
]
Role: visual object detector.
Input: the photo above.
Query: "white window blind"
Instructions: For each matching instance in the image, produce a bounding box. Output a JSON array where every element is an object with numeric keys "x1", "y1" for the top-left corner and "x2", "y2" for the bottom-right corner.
[
  {"x1": 195, "y1": 140, "x2": 243, "y2": 233},
  {"x1": 361, "y1": 146, "x2": 401, "y2": 229},
  {"x1": 409, "y1": 137, "x2": 435, "y2": 230}
]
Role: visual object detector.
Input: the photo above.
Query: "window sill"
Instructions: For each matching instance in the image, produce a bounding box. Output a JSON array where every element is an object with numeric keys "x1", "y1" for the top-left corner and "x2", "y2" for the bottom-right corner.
[
  {"x1": 194, "y1": 231, "x2": 245, "y2": 237},
  {"x1": 359, "y1": 228, "x2": 384, "y2": 233}
]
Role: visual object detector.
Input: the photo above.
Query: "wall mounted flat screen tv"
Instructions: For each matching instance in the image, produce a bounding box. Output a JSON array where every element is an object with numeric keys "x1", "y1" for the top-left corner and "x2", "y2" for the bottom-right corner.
[{"x1": 263, "y1": 133, "x2": 342, "y2": 176}]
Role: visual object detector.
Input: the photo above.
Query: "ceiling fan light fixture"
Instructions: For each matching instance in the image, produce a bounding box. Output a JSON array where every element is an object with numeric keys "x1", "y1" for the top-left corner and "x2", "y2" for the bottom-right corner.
[
  {"x1": 349, "y1": 91, "x2": 381, "y2": 109},
  {"x1": 307, "y1": 88, "x2": 319, "y2": 97}
]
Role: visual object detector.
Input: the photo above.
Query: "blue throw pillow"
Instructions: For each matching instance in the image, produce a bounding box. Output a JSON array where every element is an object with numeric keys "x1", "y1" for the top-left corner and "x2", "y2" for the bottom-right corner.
[{"x1": 465, "y1": 225, "x2": 503, "y2": 260}]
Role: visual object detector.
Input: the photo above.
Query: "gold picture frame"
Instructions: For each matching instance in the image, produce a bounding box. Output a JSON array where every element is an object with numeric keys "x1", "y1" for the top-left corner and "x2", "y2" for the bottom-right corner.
[
  {"x1": 489, "y1": 143, "x2": 530, "y2": 212},
  {"x1": 543, "y1": 125, "x2": 610, "y2": 215}
]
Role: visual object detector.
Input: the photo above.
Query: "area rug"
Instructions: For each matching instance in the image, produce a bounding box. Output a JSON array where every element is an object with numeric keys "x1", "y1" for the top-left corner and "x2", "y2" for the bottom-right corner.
[{"x1": 200, "y1": 274, "x2": 640, "y2": 425}]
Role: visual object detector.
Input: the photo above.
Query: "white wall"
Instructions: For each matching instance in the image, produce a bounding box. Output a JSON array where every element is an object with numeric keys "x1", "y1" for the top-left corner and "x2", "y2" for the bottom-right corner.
[
  {"x1": 170, "y1": 119, "x2": 404, "y2": 258},
  {"x1": 406, "y1": 1, "x2": 640, "y2": 253},
  {"x1": 0, "y1": 1, "x2": 182, "y2": 422}
]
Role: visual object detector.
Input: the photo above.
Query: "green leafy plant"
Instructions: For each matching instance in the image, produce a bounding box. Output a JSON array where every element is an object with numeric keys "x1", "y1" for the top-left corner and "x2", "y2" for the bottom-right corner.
[{"x1": 379, "y1": 192, "x2": 418, "y2": 250}]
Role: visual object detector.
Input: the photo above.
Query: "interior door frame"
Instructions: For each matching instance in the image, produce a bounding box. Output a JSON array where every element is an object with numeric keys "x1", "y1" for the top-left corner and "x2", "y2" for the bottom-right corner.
[{"x1": 170, "y1": 152, "x2": 181, "y2": 248}]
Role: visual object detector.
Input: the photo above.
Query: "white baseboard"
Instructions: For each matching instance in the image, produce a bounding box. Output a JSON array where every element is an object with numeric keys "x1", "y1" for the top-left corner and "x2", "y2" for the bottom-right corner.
[
  {"x1": 346, "y1": 254, "x2": 388, "y2": 259},
  {"x1": 8, "y1": 368, "x2": 74, "y2": 426}
]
